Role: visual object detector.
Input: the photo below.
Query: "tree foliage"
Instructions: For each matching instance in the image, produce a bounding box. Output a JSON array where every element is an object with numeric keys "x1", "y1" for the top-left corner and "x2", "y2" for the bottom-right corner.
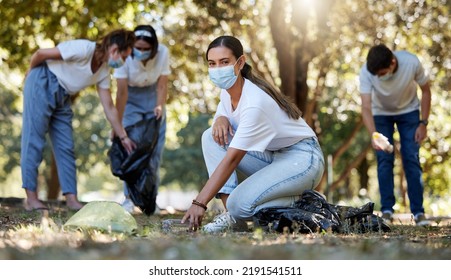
[{"x1": 160, "y1": 113, "x2": 211, "y2": 189}]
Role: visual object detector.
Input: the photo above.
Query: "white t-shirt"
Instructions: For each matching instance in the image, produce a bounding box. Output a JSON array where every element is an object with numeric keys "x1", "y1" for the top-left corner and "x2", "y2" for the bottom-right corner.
[
  {"x1": 113, "y1": 44, "x2": 171, "y2": 86},
  {"x1": 214, "y1": 79, "x2": 316, "y2": 152},
  {"x1": 47, "y1": 39, "x2": 110, "y2": 94},
  {"x1": 359, "y1": 50, "x2": 429, "y2": 116}
]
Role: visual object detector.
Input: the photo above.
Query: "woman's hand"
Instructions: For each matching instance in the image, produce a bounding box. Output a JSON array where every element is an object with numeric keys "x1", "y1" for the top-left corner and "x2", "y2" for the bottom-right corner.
[
  {"x1": 154, "y1": 105, "x2": 163, "y2": 119},
  {"x1": 181, "y1": 204, "x2": 206, "y2": 232},
  {"x1": 121, "y1": 136, "x2": 136, "y2": 154},
  {"x1": 212, "y1": 116, "x2": 234, "y2": 146}
]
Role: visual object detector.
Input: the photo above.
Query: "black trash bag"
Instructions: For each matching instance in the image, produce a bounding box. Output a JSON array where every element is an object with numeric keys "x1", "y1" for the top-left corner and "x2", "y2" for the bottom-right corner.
[
  {"x1": 253, "y1": 190, "x2": 342, "y2": 233},
  {"x1": 332, "y1": 203, "x2": 391, "y2": 233},
  {"x1": 108, "y1": 117, "x2": 160, "y2": 215},
  {"x1": 294, "y1": 190, "x2": 342, "y2": 227},
  {"x1": 253, "y1": 190, "x2": 391, "y2": 234},
  {"x1": 109, "y1": 118, "x2": 159, "y2": 181},
  {"x1": 127, "y1": 161, "x2": 159, "y2": 215},
  {"x1": 254, "y1": 207, "x2": 340, "y2": 234}
]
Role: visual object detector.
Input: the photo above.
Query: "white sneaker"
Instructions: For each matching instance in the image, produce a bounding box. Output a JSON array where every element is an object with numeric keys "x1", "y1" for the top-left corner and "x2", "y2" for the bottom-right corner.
[
  {"x1": 202, "y1": 212, "x2": 248, "y2": 233},
  {"x1": 121, "y1": 198, "x2": 135, "y2": 214}
]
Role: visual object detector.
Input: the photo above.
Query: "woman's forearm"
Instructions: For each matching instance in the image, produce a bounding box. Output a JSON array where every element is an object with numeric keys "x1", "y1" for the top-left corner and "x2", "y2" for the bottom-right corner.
[
  {"x1": 156, "y1": 75, "x2": 168, "y2": 107},
  {"x1": 195, "y1": 148, "x2": 246, "y2": 205},
  {"x1": 115, "y1": 78, "x2": 129, "y2": 122}
]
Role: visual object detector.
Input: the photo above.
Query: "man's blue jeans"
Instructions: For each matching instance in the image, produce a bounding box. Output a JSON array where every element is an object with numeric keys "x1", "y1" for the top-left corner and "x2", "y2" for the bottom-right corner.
[{"x1": 374, "y1": 110, "x2": 424, "y2": 215}]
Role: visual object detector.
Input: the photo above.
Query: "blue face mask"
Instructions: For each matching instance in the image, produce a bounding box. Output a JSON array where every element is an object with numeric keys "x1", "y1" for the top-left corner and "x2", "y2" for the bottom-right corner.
[
  {"x1": 378, "y1": 72, "x2": 393, "y2": 81},
  {"x1": 133, "y1": 48, "x2": 151, "y2": 61},
  {"x1": 108, "y1": 53, "x2": 125, "y2": 68},
  {"x1": 208, "y1": 58, "x2": 241, "y2": 89}
]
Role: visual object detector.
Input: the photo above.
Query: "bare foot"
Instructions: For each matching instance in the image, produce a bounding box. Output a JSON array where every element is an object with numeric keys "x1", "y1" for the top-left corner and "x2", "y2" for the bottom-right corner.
[
  {"x1": 24, "y1": 189, "x2": 49, "y2": 211},
  {"x1": 65, "y1": 194, "x2": 84, "y2": 210},
  {"x1": 24, "y1": 199, "x2": 49, "y2": 211}
]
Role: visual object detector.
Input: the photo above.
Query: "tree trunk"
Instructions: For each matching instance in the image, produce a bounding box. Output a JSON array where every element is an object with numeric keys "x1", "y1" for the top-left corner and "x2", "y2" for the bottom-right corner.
[
  {"x1": 270, "y1": 0, "x2": 336, "y2": 122},
  {"x1": 295, "y1": 59, "x2": 310, "y2": 116},
  {"x1": 358, "y1": 157, "x2": 369, "y2": 191},
  {"x1": 269, "y1": 0, "x2": 296, "y2": 103}
]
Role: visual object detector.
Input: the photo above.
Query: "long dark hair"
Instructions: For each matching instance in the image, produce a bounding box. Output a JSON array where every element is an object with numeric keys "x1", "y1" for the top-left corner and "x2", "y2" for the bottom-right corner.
[
  {"x1": 134, "y1": 25, "x2": 159, "y2": 59},
  {"x1": 95, "y1": 29, "x2": 136, "y2": 59},
  {"x1": 206, "y1": 36, "x2": 302, "y2": 119}
]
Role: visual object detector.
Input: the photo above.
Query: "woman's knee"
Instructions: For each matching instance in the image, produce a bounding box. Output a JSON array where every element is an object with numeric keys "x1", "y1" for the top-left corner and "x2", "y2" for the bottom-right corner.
[
  {"x1": 227, "y1": 195, "x2": 252, "y2": 219},
  {"x1": 226, "y1": 199, "x2": 242, "y2": 219},
  {"x1": 202, "y1": 127, "x2": 212, "y2": 140},
  {"x1": 201, "y1": 127, "x2": 214, "y2": 148}
]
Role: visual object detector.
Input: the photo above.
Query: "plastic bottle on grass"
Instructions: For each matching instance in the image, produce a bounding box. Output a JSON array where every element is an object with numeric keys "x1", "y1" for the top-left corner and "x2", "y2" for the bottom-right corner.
[
  {"x1": 161, "y1": 219, "x2": 190, "y2": 233},
  {"x1": 372, "y1": 132, "x2": 394, "y2": 153}
]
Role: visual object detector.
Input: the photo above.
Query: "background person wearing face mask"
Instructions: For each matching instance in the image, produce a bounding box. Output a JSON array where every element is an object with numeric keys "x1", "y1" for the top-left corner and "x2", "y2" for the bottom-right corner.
[
  {"x1": 181, "y1": 35, "x2": 325, "y2": 233},
  {"x1": 113, "y1": 25, "x2": 171, "y2": 214},
  {"x1": 21, "y1": 29, "x2": 137, "y2": 211},
  {"x1": 359, "y1": 43, "x2": 432, "y2": 226}
]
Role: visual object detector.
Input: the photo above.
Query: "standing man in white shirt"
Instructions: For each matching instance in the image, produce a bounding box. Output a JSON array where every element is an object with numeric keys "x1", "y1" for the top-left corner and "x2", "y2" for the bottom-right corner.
[
  {"x1": 359, "y1": 44, "x2": 432, "y2": 226},
  {"x1": 113, "y1": 25, "x2": 171, "y2": 214}
]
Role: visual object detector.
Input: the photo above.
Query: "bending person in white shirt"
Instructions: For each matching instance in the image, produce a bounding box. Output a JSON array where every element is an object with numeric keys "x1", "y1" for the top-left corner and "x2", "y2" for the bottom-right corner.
[{"x1": 21, "y1": 29, "x2": 137, "y2": 211}]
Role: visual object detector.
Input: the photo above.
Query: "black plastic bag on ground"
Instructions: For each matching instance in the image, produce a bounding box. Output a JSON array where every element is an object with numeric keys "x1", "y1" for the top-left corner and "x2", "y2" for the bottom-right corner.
[
  {"x1": 332, "y1": 203, "x2": 391, "y2": 233},
  {"x1": 253, "y1": 190, "x2": 341, "y2": 233},
  {"x1": 294, "y1": 190, "x2": 342, "y2": 227},
  {"x1": 254, "y1": 207, "x2": 341, "y2": 233},
  {"x1": 253, "y1": 190, "x2": 390, "y2": 234},
  {"x1": 108, "y1": 117, "x2": 160, "y2": 215}
]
